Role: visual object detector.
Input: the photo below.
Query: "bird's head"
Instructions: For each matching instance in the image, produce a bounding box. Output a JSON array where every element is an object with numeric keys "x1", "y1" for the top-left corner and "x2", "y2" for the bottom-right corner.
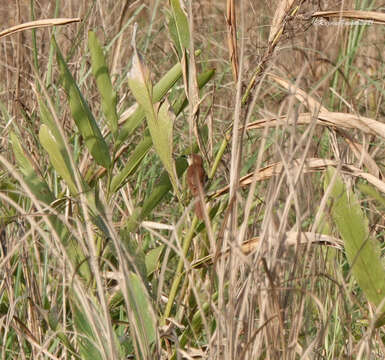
[{"x1": 188, "y1": 153, "x2": 203, "y2": 166}]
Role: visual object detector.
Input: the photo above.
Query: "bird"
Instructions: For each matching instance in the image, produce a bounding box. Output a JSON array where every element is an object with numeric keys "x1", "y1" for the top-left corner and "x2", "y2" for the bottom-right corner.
[{"x1": 186, "y1": 154, "x2": 207, "y2": 220}]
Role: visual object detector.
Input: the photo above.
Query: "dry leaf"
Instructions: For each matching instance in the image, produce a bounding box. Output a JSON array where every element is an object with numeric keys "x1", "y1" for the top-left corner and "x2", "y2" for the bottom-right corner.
[{"x1": 0, "y1": 18, "x2": 81, "y2": 39}]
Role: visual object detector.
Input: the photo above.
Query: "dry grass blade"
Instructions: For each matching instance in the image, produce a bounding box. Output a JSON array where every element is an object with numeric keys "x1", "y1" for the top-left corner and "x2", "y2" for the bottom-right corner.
[
  {"x1": 192, "y1": 232, "x2": 343, "y2": 268},
  {"x1": 342, "y1": 165, "x2": 385, "y2": 194},
  {"x1": 246, "y1": 109, "x2": 382, "y2": 177},
  {"x1": 268, "y1": 73, "x2": 328, "y2": 113},
  {"x1": 0, "y1": 18, "x2": 81, "y2": 39},
  {"x1": 317, "y1": 112, "x2": 385, "y2": 138},
  {"x1": 211, "y1": 158, "x2": 336, "y2": 198},
  {"x1": 226, "y1": 0, "x2": 239, "y2": 81},
  {"x1": 312, "y1": 10, "x2": 385, "y2": 25},
  {"x1": 338, "y1": 130, "x2": 381, "y2": 178},
  {"x1": 268, "y1": 0, "x2": 296, "y2": 44},
  {"x1": 210, "y1": 158, "x2": 385, "y2": 198},
  {"x1": 246, "y1": 112, "x2": 385, "y2": 139},
  {"x1": 3, "y1": 0, "x2": 385, "y2": 357}
]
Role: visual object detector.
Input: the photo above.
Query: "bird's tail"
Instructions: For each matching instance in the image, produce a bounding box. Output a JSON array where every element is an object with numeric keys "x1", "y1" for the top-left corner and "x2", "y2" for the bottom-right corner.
[{"x1": 195, "y1": 199, "x2": 204, "y2": 220}]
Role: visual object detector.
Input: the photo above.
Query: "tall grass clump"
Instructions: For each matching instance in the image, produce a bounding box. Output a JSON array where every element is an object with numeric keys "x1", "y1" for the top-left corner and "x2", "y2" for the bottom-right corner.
[{"x1": 1, "y1": 1, "x2": 385, "y2": 359}]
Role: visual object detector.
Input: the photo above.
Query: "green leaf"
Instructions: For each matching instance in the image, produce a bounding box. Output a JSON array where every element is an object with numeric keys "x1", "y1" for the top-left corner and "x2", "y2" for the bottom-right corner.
[
  {"x1": 110, "y1": 135, "x2": 152, "y2": 193},
  {"x1": 172, "y1": 68, "x2": 215, "y2": 114},
  {"x1": 88, "y1": 31, "x2": 118, "y2": 139},
  {"x1": 72, "y1": 302, "x2": 104, "y2": 360},
  {"x1": 167, "y1": 11, "x2": 182, "y2": 57},
  {"x1": 10, "y1": 132, "x2": 54, "y2": 204},
  {"x1": 54, "y1": 38, "x2": 111, "y2": 169},
  {"x1": 151, "y1": 100, "x2": 177, "y2": 190},
  {"x1": 0, "y1": 180, "x2": 19, "y2": 205},
  {"x1": 47, "y1": 307, "x2": 80, "y2": 358},
  {"x1": 38, "y1": 98, "x2": 79, "y2": 192},
  {"x1": 325, "y1": 167, "x2": 385, "y2": 326},
  {"x1": 128, "y1": 41, "x2": 178, "y2": 194},
  {"x1": 119, "y1": 62, "x2": 182, "y2": 142},
  {"x1": 12, "y1": 130, "x2": 88, "y2": 278},
  {"x1": 118, "y1": 62, "x2": 213, "y2": 145},
  {"x1": 38, "y1": 98, "x2": 63, "y2": 146},
  {"x1": 359, "y1": 183, "x2": 385, "y2": 211},
  {"x1": 145, "y1": 245, "x2": 164, "y2": 276},
  {"x1": 126, "y1": 272, "x2": 156, "y2": 347},
  {"x1": 111, "y1": 68, "x2": 214, "y2": 196},
  {"x1": 39, "y1": 124, "x2": 79, "y2": 194},
  {"x1": 169, "y1": 0, "x2": 190, "y2": 51}
]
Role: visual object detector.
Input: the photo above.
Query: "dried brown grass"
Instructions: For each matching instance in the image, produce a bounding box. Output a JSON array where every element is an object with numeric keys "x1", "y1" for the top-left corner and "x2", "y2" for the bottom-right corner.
[{"x1": 1, "y1": 0, "x2": 385, "y2": 359}]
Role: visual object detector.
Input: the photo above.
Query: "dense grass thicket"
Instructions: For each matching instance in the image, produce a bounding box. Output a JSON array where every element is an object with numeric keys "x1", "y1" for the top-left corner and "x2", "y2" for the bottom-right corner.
[{"x1": 1, "y1": 1, "x2": 385, "y2": 359}]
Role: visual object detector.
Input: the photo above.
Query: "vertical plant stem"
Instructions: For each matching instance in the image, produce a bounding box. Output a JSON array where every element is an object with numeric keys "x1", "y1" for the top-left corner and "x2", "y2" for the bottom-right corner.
[{"x1": 162, "y1": 216, "x2": 199, "y2": 323}]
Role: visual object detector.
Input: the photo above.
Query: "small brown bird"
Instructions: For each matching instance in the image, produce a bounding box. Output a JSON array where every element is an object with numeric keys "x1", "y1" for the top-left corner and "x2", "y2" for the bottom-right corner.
[{"x1": 187, "y1": 154, "x2": 207, "y2": 220}]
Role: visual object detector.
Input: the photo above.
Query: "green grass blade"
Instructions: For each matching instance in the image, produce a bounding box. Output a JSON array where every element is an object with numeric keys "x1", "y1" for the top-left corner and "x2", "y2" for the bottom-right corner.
[
  {"x1": 12, "y1": 130, "x2": 91, "y2": 281},
  {"x1": 72, "y1": 302, "x2": 104, "y2": 360},
  {"x1": 88, "y1": 31, "x2": 118, "y2": 139},
  {"x1": 125, "y1": 157, "x2": 188, "y2": 232},
  {"x1": 151, "y1": 100, "x2": 177, "y2": 189},
  {"x1": 38, "y1": 98, "x2": 63, "y2": 145},
  {"x1": 39, "y1": 124, "x2": 78, "y2": 195},
  {"x1": 169, "y1": 0, "x2": 190, "y2": 51},
  {"x1": 38, "y1": 98, "x2": 80, "y2": 193},
  {"x1": 325, "y1": 167, "x2": 385, "y2": 325},
  {"x1": 110, "y1": 135, "x2": 152, "y2": 193},
  {"x1": 172, "y1": 68, "x2": 215, "y2": 114},
  {"x1": 54, "y1": 38, "x2": 111, "y2": 169},
  {"x1": 126, "y1": 272, "x2": 157, "y2": 350},
  {"x1": 47, "y1": 308, "x2": 81, "y2": 358},
  {"x1": 145, "y1": 245, "x2": 164, "y2": 276},
  {"x1": 10, "y1": 132, "x2": 54, "y2": 204}
]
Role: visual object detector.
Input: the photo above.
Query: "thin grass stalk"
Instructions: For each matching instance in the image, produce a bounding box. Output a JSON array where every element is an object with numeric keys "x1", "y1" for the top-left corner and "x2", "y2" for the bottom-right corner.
[{"x1": 162, "y1": 216, "x2": 199, "y2": 323}]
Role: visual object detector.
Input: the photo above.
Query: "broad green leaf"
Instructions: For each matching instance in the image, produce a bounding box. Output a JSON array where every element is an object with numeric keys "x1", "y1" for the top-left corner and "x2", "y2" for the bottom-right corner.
[
  {"x1": 169, "y1": 0, "x2": 190, "y2": 50},
  {"x1": 109, "y1": 69, "x2": 214, "y2": 194},
  {"x1": 72, "y1": 302, "x2": 103, "y2": 360},
  {"x1": 145, "y1": 245, "x2": 164, "y2": 276},
  {"x1": 39, "y1": 124, "x2": 78, "y2": 194},
  {"x1": 88, "y1": 31, "x2": 118, "y2": 139},
  {"x1": 66, "y1": 234, "x2": 93, "y2": 282},
  {"x1": 54, "y1": 38, "x2": 111, "y2": 169},
  {"x1": 128, "y1": 41, "x2": 178, "y2": 194},
  {"x1": 119, "y1": 62, "x2": 182, "y2": 142},
  {"x1": 85, "y1": 188, "x2": 112, "y2": 238},
  {"x1": 72, "y1": 293, "x2": 125, "y2": 358},
  {"x1": 10, "y1": 132, "x2": 54, "y2": 205},
  {"x1": 38, "y1": 98, "x2": 63, "y2": 146},
  {"x1": 126, "y1": 272, "x2": 156, "y2": 347},
  {"x1": 118, "y1": 62, "x2": 213, "y2": 145},
  {"x1": 167, "y1": 11, "x2": 182, "y2": 56},
  {"x1": 325, "y1": 167, "x2": 385, "y2": 326},
  {"x1": 38, "y1": 98, "x2": 78, "y2": 191},
  {"x1": 110, "y1": 135, "x2": 152, "y2": 193},
  {"x1": 151, "y1": 100, "x2": 177, "y2": 190}
]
